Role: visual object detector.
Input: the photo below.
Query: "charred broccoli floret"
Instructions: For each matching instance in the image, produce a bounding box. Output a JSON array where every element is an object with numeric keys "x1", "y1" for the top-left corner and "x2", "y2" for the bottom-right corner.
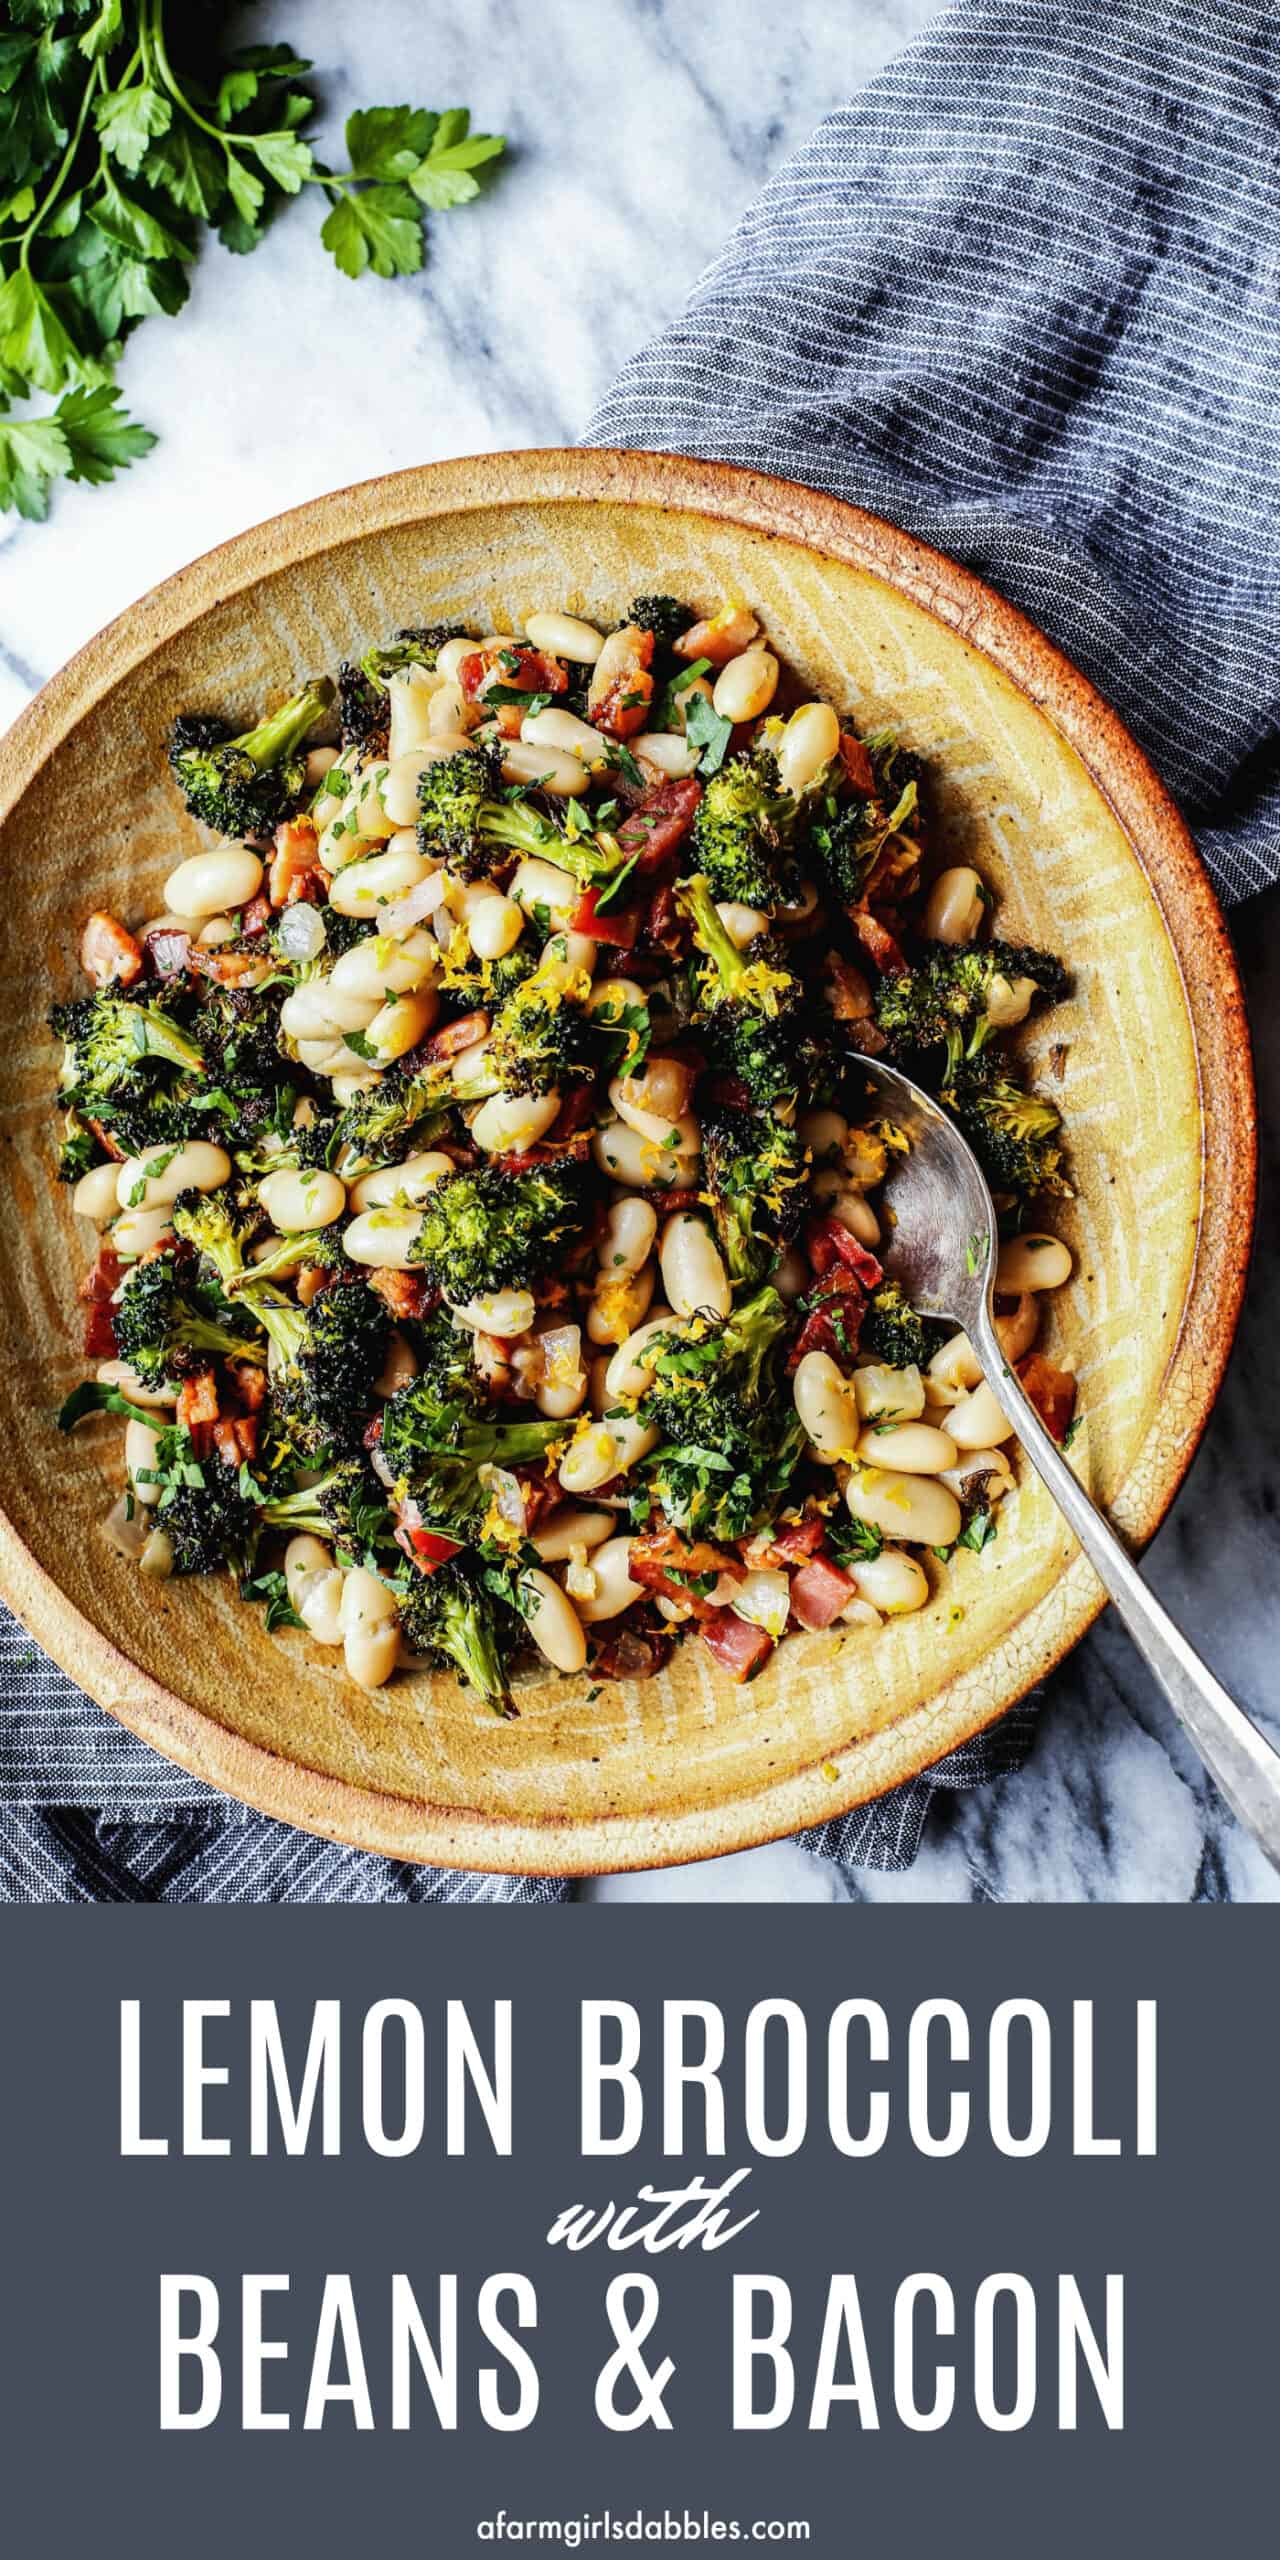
[
  {"x1": 409, "y1": 1161, "x2": 591, "y2": 1302},
  {"x1": 379, "y1": 1379, "x2": 564, "y2": 1537},
  {"x1": 701, "y1": 1108, "x2": 809, "y2": 1286},
  {"x1": 338, "y1": 629, "x2": 469, "y2": 755},
  {"x1": 327, "y1": 1057, "x2": 452, "y2": 1176},
  {"x1": 396, "y1": 1558, "x2": 515, "y2": 1715},
  {"x1": 436, "y1": 941, "x2": 537, "y2": 1015},
  {"x1": 171, "y1": 1188, "x2": 262, "y2": 1294},
  {"x1": 189, "y1": 982, "x2": 286, "y2": 1134},
  {"x1": 946, "y1": 1059, "x2": 1070, "y2": 1204},
  {"x1": 416, "y1": 748, "x2": 625, "y2": 892},
  {"x1": 168, "y1": 679, "x2": 334, "y2": 838},
  {"x1": 414, "y1": 1309, "x2": 486, "y2": 1410},
  {"x1": 626, "y1": 595, "x2": 697, "y2": 667},
  {"x1": 690, "y1": 747, "x2": 797, "y2": 908},
  {"x1": 113, "y1": 1249, "x2": 263, "y2": 1389},
  {"x1": 874, "y1": 939, "x2": 1067, "y2": 1072},
  {"x1": 640, "y1": 1285, "x2": 803, "y2": 1541},
  {"x1": 250, "y1": 1276, "x2": 391, "y2": 1457},
  {"x1": 678, "y1": 875, "x2": 803, "y2": 1106},
  {"x1": 52, "y1": 989, "x2": 205, "y2": 1108},
  {"x1": 481, "y1": 946, "x2": 595, "y2": 1098},
  {"x1": 160, "y1": 1452, "x2": 258, "y2": 1577},
  {"x1": 859, "y1": 1280, "x2": 927, "y2": 1370},
  {"x1": 258, "y1": 1453, "x2": 392, "y2": 1567}
]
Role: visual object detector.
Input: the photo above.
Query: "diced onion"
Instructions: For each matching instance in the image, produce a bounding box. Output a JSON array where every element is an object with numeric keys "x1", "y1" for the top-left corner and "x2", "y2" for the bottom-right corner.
[{"x1": 276, "y1": 903, "x2": 328, "y2": 964}]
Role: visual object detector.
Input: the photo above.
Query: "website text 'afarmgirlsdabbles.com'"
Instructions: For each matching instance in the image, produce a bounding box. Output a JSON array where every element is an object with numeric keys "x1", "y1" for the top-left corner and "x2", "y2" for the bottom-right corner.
[{"x1": 476, "y1": 2519, "x2": 811, "y2": 2547}]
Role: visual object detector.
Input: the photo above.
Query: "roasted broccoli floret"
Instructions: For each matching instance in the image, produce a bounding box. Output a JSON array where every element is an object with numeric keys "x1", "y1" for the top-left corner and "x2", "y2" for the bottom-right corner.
[
  {"x1": 52, "y1": 989, "x2": 205, "y2": 1107},
  {"x1": 806, "y1": 728, "x2": 925, "y2": 908},
  {"x1": 248, "y1": 1275, "x2": 391, "y2": 1457},
  {"x1": 859, "y1": 1281, "x2": 927, "y2": 1369},
  {"x1": 678, "y1": 874, "x2": 803, "y2": 1106},
  {"x1": 379, "y1": 1379, "x2": 564, "y2": 1537},
  {"x1": 168, "y1": 678, "x2": 335, "y2": 838},
  {"x1": 701, "y1": 1107, "x2": 809, "y2": 1286},
  {"x1": 188, "y1": 982, "x2": 287, "y2": 1143},
  {"x1": 171, "y1": 1188, "x2": 263, "y2": 1294},
  {"x1": 396, "y1": 1558, "x2": 515, "y2": 1715},
  {"x1": 328, "y1": 1057, "x2": 452, "y2": 1176},
  {"x1": 690, "y1": 747, "x2": 797, "y2": 908},
  {"x1": 946, "y1": 1060, "x2": 1070, "y2": 1204},
  {"x1": 338, "y1": 629, "x2": 469, "y2": 755},
  {"x1": 481, "y1": 947, "x2": 595, "y2": 1098},
  {"x1": 416, "y1": 747, "x2": 624, "y2": 893},
  {"x1": 437, "y1": 941, "x2": 538, "y2": 1014},
  {"x1": 626, "y1": 594, "x2": 696, "y2": 650},
  {"x1": 874, "y1": 939, "x2": 1067, "y2": 1072},
  {"x1": 414, "y1": 1309, "x2": 486, "y2": 1410},
  {"x1": 242, "y1": 1225, "x2": 345, "y2": 1289},
  {"x1": 640, "y1": 1284, "x2": 803, "y2": 1542},
  {"x1": 409, "y1": 1161, "x2": 591, "y2": 1302},
  {"x1": 113, "y1": 1249, "x2": 263, "y2": 1389},
  {"x1": 258, "y1": 1453, "x2": 392, "y2": 1566},
  {"x1": 160, "y1": 1453, "x2": 258, "y2": 1577}
]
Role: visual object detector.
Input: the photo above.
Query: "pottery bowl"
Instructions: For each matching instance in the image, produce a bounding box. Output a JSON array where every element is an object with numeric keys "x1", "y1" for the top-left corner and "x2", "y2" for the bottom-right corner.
[{"x1": 0, "y1": 450, "x2": 1255, "y2": 1870}]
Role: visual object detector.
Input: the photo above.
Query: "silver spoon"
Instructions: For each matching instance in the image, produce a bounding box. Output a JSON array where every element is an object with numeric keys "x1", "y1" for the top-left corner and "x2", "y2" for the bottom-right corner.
[{"x1": 860, "y1": 1055, "x2": 1280, "y2": 1872}]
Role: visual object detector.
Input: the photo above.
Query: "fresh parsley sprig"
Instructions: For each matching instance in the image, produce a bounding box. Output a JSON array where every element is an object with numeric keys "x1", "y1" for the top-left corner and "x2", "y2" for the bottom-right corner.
[{"x1": 0, "y1": 4, "x2": 506, "y2": 521}]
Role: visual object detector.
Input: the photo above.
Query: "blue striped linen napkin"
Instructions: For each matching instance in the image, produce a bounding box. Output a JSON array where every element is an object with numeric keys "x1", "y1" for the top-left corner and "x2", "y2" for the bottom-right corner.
[{"x1": 2, "y1": 0, "x2": 1273, "y2": 1898}]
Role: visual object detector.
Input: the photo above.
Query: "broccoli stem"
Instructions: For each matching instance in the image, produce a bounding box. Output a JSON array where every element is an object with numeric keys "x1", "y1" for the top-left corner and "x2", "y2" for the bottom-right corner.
[
  {"x1": 677, "y1": 874, "x2": 750, "y2": 996},
  {"x1": 426, "y1": 1582, "x2": 511, "y2": 1714},
  {"x1": 229, "y1": 680, "x2": 335, "y2": 776}
]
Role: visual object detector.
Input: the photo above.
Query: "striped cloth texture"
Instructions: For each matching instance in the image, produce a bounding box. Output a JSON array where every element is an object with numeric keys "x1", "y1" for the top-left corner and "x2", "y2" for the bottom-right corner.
[{"x1": 3, "y1": 0, "x2": 1273, "y2": 1900}]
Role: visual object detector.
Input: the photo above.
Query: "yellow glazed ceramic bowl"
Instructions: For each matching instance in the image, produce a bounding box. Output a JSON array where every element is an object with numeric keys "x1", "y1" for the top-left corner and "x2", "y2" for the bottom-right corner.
[{"x1": 0, "y1": 451, "x2": 1256, "y2": 1870}]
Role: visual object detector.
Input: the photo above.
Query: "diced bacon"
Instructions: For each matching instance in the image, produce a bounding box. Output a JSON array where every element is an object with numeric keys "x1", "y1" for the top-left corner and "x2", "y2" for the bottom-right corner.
[
  {"x1": 296, "y1": 1262, "x2": 340, "y2": 1307},
  {"x1": 1016, "y1": 1352, "x2": 1077, "y2": 1443},
  {"x1": 177, "y1": 1368, "x2": 220, "y2": 1457},
  {"x1": 639, "y1": 1183, "x2": 704, "y2": 1213},
  {"x1": 702, "y1": 1072, "x2": 754, "y2": 1112},
  {"x1": 852, "y1": 908, "x2": 907, "y2": 976},
  {"x1": 789, "y1": 1555, "x2": 858, "y2": 1630},
  {"x1": 616, "y1": 776, "x2": 703, "y2": 871},
  {"x1": 143, "y1": 926, "x2": 192, "y2": 980},
  {"x1": 422, "y1": 1009, "x2": 489, "y2": 1062},
  {"x1": 630, "y1": 1528, "x2": 741, "y2": 1619},
  {"x1": 268, "y1": 817, "x2": 320, "y2": 907},
  {"x1": 212, "y1": 1415, "x2": 257, "y2": 1469},
  {"x1": 363, "y1": 1412, "x2": 384, "y2": 1451},
  {"x1": 699, "y1": 1607, "x2": 774, "y2": 1681},
  {"x1": 787, "y1": 1268, "x2": 868, "y2": 1373},
  {"x1": 674, "y1": 607, "x2": 760, "y2": 667},
  {"x1": 459, "y1": 646, "x2": 568, "y2": 703},
  {"x1": 837, "y1": 732, "x2": 876, "y2": 796},
  {"x1": 587, "y1": 626, "x2": 656, "y2": 739},
  {"x1": 806, "y1": 1217, "x2": 883, "y2": 1290},
  {"x1": 590, "y1": 1623, "x2": 674, "y2": 1681},
  {"x1": 80, "y1": 911, "x2": 143, "y2": 988},
  {"x1": 78, "y1": 1244, "x2": 125, "y2": 1305},
  {"x1": 368, "y1": 1266, "x2": 434, "y2": 1320},
  {"x1": 239, "y1": 893, "x2": 274, "y2": 937},
  {"x1": 83, "y1": 1303, "x2": 117, "y2": 1359},
  {"x1": 189, "y1": 943, "x2": 270, "y2": 986},
  {"x1": 761, "y1": 1515, "x2": 827, "y2": 1565},
  {"x1": 227, "y1": 1361, "x2": 267, "y2": 1413},
  {"x1": 825, "y1": 954, "x2": 874, "y2": 1022},
  {"x1": 640, "y1": 880, "x2": 684, "y2": 953}
]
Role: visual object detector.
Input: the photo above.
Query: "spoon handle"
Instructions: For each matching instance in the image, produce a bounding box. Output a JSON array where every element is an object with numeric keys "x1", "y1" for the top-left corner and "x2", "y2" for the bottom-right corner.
[{"x1": 971, "y1": 1307, "x2": 1280, "y2": 1873}]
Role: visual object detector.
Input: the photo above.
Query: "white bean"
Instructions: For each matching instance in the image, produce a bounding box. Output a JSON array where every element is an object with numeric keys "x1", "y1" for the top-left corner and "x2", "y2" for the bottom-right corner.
[
  {"x1": 139, "y1": 1526, "x2": 174, "y2": 1579},
  {"x1": 533, "y1": 1325, "x2": 589, "y2": 1419},
  {"x1": 941, "y1": 1447, "x2": 1017, "y2": 1504},
  {"x1": 926, "y1": 1331, "x2": 983, "y2": 1402},
  {"x1": 521, "y1": 707, "x2": 605, "y2": 764},
  {"x1": 776, "y1": 701, "x2": 840, "y2": 796},
  {"x1": 798, "y1": 1107, "x2": 847, "y2": 1161},
  {"x1": 338, "y1": 1567, "x2": 399, "y2": 1637},
  {"x1": 793, "y1": 1350, "x2": 861, "y2": 1462},
  {"x1": 608, "y1": 1074, "x2": 687, "y2": 1147},
  {"x1": 659, "y1": 1212, "x2": 731, "y2": 1320},
  {"x1": 521, "y1": 1569, "x2": 588, "y2": 1673},
  {"x1": 73, "y1": 1161, "x2": 124, "y2": 1225},
  {"x1": 571, "y1": 1535, "x2": 644, "y2": 1622},
  {"x1": 97, "y1": 1357, "x2": 175, "y2": 1409},
  {"x1": 849, "y1": 1547, "x2": 929, "y2": 1615},
  {"x1": 617, "y1": 1056, "x2": 693, "y2": 1125},
  {"x1": 330, "y1": 1069, "x2": 384, "y2": 1103},
  {"x1": 852, "y1": 1361, "x2": 925, "y2": 1422},
  {"x1": 258, "y1": 1167, "x2": 346, "y2": 1232},
  {"x1": 197, "y1": 914, "x2": 236, "y2": 948},
  {"x1": 985, "y1": 972, "x2": 1040, "y2": 1029},
  {"x1": 280, "y1": 979, "x2": 379, "y2": 1041},
  {"x1": 597, "y1": 1197, "x2": 658, "y2": 1277},
  {"x1": 330, "y1": 928, "x2": 438, "y2": 1001},
  {"x1": 996, "y1": 1233, "x2": 1074, "y2": 1293},
  {"x1": 344, "y1": 1621, "x2": 400, "y2": 1688},
  {"x1": 374, "y1": 1329, "x2": 419, "y2": 1400},
  {"x1": 588, "y1": 975, "x2": 647, "y2": 1024},
  {"x1": 993, "y1": 1292, "x2": 1040, "y2": 1362},
  {"x1": 856, "y1": 1419, "x2": 958, "y2": 1474},
  {"x1": 467, "y1": 893, "x2": 524, "y2": 960},
  {"x1": 451, "y1": 1287, "x2": 537, "y2": 1338},
  {"x1": 558, "y1": 1418, "x2": 658, "y2": 1495},
  {"x1": 382, "y1": 743, "x2": 468, "y2": 829},
  {"x1": 947, "y1": 1381, "x2": 1015, "y2": 1449},
  {"x1": 776, "y1": 1245, "x2": 808, "y2": 1301},
  {"x1": 471, "y1": 1089, "x2": 562, "y2": 1155},
  {"x1": 285, "y1": 1534, "x2": 332, "y2": 1607},
  {"x1": 715, "y1": 901, "x2": 770, "y2": 950},
  {"x1": 524, "y1": 610, "x2": 604, "y2": 664},
  {"x1": 164, "y1": 846, "x2": 263, "y2": 920},
  {"x1": 712, "y1": 648, "x2": 779, "y2": 724},
  {"x1": 633, "y1": 731, "x2": 700, "y2": 779},
  {"x1": 604, "y1": 1311, "x2": 682, "y2": 1401},
  {"x1": 110, "y1": 1206, "x2": 174, "y2": 1259},
  {"x1": 387, "y1": 666, "x2": 440, "y2": 760},
  {"x1": 531, "y1": 1507, "x2": 615, "y2": 1563},
  {"x1": 304, "y1": 744, "x2": 340, "y2": 789},
  {"x1": 115, "y1": 1139, "x2": 229, "y2": 1213},
  {"x1": 509, "y1": 857, "x2": 582, "y2": 928},
  {"x1": 329, "y1": 841, "x2": 432, "y2": 915},
  {"x1": 350, "y1": 1152, "x2": 453, "y2": 1212},
  {"x1": 586, "y1": 1258, "x2": 656, "y2": 1347},
  {"x1": 500, "y1": 739, "x2": 590, "y2": 797},
  {"x1": 343, "y1": 1207, "x2": 420, "y2": 1270},
  {"x1": 124, "y1": 1416, "x2": 163, "y2": 1508},
  {"x1": 435, "y1": 634, "x2": 485, "y2": 684},
  {"x1": 923, "y1": 866, "x2": 986, "y2": 946},
  {"x1": 593, "y1": 1115, "x2": 701, "y2": 1188},
  {"x1": 359, "y1": 986, "x2": 439, "y2": 1064},
  {"x1": 295, "y1": 1035, "x2": 351, "y2": 1076},
  {"x1": 844, "y1": 1467, "x2": 962, "y2": 1547}
]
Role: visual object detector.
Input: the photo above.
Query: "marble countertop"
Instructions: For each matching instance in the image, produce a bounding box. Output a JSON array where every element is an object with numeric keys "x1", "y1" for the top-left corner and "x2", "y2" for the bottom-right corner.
[{"x1": 2, "y1": 0, "x2": 1275, "y2": 1904}]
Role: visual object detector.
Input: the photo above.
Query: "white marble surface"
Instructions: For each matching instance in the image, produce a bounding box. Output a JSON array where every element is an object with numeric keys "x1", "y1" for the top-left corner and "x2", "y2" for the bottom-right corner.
[{"x1": 3, "y1": 0, "x2": 1276, "y2": 1903}]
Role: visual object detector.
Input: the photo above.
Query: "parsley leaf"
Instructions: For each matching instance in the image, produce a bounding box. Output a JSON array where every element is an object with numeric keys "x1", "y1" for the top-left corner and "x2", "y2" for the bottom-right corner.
[
  {"x1": 346, "y1": 105, "x2": 438, "y2": 182},
  {"x1": 56, "y1": 379, "x2": 155, "y2": 482},
  {"x1": 684, "y1": 689, "x2": 734, "y2": 775},
  {"x1": 321, "y1": 183, "x2": 423, "y2": 281},
  {"x1": 409, "y1": 108, "x2": 506, "y2": 210}
]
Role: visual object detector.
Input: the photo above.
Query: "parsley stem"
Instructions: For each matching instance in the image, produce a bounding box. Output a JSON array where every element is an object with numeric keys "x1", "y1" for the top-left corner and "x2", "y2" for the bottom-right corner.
[{"x1": 17, "y1": 58, "x2": 105, "y2": 265}]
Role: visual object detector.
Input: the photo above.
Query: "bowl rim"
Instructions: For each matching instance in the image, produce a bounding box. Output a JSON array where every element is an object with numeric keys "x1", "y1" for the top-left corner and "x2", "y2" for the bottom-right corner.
[{"x1": 0, "y1": 445, "x2": 1258, "y2": 1873}]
